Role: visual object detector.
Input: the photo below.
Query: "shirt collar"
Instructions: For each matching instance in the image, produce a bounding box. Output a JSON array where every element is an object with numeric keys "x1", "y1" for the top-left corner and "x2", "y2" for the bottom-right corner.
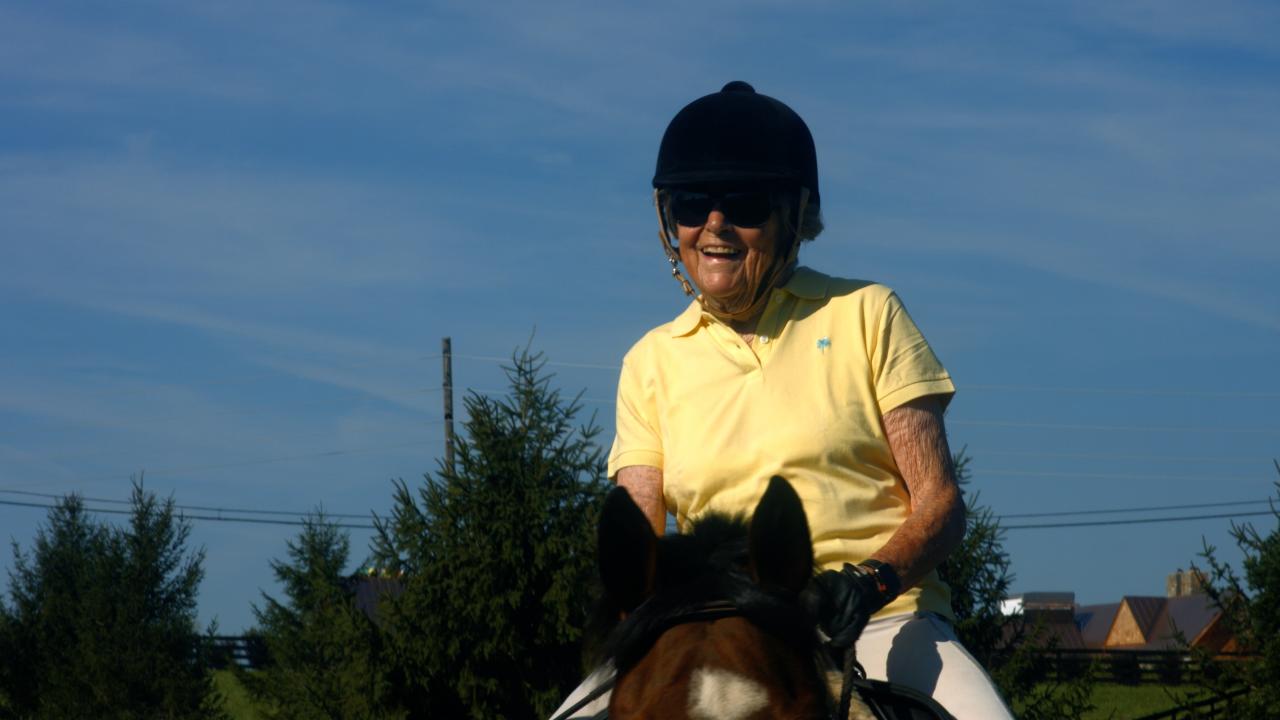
[
  {"x1": 667, "y1": 266, "x2": 829, "y2": 337},
  {"x1": 780, "y1": 266, "x2": 829, "y2": 300},
  {"x1": 668, "y1": 299, "x2": 707, "y2": 337}
]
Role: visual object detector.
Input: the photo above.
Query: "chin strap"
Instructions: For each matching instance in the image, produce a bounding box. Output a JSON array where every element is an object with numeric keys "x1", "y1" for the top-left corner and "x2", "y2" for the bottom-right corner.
[
  {"x1": 655, "y1": 189, "x2": 697, "y2": 297},
  {"x1": 653, "y1": 187, "x2": 810, "y2": 321}
]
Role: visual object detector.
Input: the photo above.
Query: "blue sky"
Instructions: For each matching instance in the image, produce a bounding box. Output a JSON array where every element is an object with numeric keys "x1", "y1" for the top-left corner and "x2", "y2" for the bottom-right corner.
[{"x1": 2, "y1": 1, "x2": 1278, "y2": 633}]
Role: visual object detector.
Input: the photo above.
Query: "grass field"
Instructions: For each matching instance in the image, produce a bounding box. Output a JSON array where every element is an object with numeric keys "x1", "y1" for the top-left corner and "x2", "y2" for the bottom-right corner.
[
  {"x1": 1082, "y1": 683, "x2": 1207, "y2": 719},
  {"x1": 213, "y1": 670, "x2": 267, "y2": 720}
]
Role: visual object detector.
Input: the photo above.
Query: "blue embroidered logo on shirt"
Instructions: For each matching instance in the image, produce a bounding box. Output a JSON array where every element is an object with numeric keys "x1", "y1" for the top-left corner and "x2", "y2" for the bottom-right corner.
[{"x1": 817, "y1": 337, "x2": 831, "y2": 353}]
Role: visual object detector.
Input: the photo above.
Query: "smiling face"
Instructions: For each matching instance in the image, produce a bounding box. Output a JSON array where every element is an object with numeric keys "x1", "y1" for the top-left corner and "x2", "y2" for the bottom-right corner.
[{"x1": 674, "y1": 203, "x2": 784, "y2": 305}]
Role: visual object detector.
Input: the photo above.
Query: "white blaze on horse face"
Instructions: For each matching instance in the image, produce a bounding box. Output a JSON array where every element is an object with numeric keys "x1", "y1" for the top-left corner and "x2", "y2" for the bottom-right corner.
[{"x1": 687, "y1": 667, "x2": 769, "y2": 720}]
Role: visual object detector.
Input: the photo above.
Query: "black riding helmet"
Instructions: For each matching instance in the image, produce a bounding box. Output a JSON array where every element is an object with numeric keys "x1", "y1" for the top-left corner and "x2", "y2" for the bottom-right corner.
[{"x1": 653, "y1": 81, "x2": 819, "y2": 207}]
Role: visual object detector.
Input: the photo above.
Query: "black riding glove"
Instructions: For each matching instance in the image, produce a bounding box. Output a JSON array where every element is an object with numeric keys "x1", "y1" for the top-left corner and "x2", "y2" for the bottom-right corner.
[{"x1": 803, "y1": 561, "x2": 900, "y2": 650}]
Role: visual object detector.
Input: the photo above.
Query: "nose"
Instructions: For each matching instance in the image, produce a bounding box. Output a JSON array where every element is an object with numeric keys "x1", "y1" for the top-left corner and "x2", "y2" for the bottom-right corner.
[{"x1": 704, "y1": 209, "x2": 727, "y2": 233}]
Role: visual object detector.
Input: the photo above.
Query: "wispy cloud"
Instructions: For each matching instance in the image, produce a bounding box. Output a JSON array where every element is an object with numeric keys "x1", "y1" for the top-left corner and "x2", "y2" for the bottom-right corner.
[{"x1": 0, "y1": 154, "x2": 497, "y2": 301}]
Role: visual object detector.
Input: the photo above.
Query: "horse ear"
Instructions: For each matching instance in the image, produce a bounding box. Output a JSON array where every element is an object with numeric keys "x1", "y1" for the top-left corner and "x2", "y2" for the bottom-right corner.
[
  {"x1": 598, "y1": 486, "x2": 658, "y2": 613},
  {"x1": 749, "y1": 476, "x2": 814, "y2": 595}
]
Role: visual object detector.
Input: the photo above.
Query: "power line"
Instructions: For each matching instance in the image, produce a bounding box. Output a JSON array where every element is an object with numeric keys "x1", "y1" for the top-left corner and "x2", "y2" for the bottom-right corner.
[
  {"x1": 0, "y1": 488, "x2": 373, "y2": 520},
  {"x1": 0, "y1": 498, "x2": 378, "y2": 530},
  {"x1": 964, "y1": 384, "x2": 1280, "y2": 399},
  {"x1": 978, "y1": 470, "x2": 1265, "y2": 482},
  {"x1": 1003, "y1": 510, "x2": 1276, "y2": 530},
  {"x1": 951, "y1": 420, "x2": 1280, "y2": 435},
  {"x1": 997, "y1": 498, "x2": 1274, "y2": 520},
  {"x1": 974, "y1": 450, "x2": 1265, "y2": 465},
  {"x1": 5, "y1": 496, "x2": 1270, "y2": 534}
]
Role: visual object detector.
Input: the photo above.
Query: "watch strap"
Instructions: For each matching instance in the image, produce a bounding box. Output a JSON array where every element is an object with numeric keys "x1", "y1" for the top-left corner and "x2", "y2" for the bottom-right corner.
[{"x1": 858, "y1": 559, "x2": 902, "y2": 602}]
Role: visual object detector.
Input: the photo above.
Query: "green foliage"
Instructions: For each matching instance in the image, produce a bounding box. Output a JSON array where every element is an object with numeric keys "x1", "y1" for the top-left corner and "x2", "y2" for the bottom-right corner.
[
  {"x1": 1182, "y1": 463, "x2": 1280, "y2": 719},
  {"x1": 938, "y1": 449, "x2": 1095, "y2": 720},
  {"x1": 244, "y1": 513, "x2": 402, "y2": 720},
  {"x1": 938, "y1": 451, "x2": 1012, "y2": 664},
  {"x1": 999, "y1": 639, "x2": 1094, "y2": 720},
  {"x1": 0, "y1": 482, "x2": 224, "y2": 720},
  {"x1": 371, "y1": 345, "x2": 610, "y2": 719},
  {"x1": 0, "y1": 607, "x2": 14, "y2": 715}
]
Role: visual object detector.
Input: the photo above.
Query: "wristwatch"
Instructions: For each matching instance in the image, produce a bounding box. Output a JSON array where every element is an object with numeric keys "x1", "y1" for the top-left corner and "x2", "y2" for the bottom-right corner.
[{"x1": 857, "y1": 559, "x2": 902, "y2": 604}]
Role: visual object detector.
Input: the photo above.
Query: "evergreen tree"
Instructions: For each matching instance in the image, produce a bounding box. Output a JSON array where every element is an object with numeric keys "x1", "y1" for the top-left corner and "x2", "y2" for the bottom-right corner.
[
  {"x1": 938, "y1": 451, "x2": 1012, "y2": 663},
  {"x1": 246, "y1": 512, "x2": 402, "y2": 720},
  {"x1": 0, "y1": 602, "x2": 15, "y2": 717},
  {"x1": 1184, "y1": 463, "x2": 1280, "y2": 718},
  {"x1": 372, "y1": 345, "x2": 609, "y2": 719},
  {"x1": 0, "y1": 483, "x2": 223, "y2": 719},
  {"x1": 938, "y1": 450, "x2": 1093, "y2": 719}
]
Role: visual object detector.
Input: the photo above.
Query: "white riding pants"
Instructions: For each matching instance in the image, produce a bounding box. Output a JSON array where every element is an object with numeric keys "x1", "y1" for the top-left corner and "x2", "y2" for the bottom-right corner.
[{"x1": 549, "y1": 612, "x2": 1015, "y2": 720}]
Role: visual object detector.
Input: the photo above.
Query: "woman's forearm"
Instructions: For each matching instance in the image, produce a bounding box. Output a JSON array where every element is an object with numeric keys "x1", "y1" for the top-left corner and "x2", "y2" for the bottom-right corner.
[
  {"x1": 873, "y1": 396, "x2": 966, "y2": 591},
  {"x1": 615, "y1": 465, "x2": 666, "y2": 536}
]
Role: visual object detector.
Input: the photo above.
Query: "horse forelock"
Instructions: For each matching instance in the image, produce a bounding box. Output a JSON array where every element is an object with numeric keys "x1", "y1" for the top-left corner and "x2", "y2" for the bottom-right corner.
[{"x1": 595, "y1": 511, "x2": 819, "y2": 675}]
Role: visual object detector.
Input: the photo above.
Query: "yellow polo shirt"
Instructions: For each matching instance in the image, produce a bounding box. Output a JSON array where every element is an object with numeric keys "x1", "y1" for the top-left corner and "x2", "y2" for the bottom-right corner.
[{"x1": 608, "y1": 267, "x2": 956, "y2": 619}]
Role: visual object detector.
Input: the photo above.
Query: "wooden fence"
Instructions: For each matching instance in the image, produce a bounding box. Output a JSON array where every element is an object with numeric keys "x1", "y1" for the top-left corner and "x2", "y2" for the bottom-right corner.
[
  {"x1": 1000, "y1": 648, "x2": 1254, "y2": 686},
  {"x1": 206, "y1": 635, "x2": 267, "y2": 669},
  {"x1": 209, "y1": 639, "x2": 1250, "y2": 682}
]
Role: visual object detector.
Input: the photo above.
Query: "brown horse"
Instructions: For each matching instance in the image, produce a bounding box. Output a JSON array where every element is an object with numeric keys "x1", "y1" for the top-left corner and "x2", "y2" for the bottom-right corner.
[{"x1": 594, "y1": 476, "x2": 834, "y2": 720}]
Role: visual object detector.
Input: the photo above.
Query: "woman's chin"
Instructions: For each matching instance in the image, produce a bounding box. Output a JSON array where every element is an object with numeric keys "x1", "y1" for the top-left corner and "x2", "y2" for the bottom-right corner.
[
  {"x1": 695, "y1": 274, "x2": 745, "y2": 300},
  {"x1": 701, "y1": 286, "x2": 745, "y2": 302}
]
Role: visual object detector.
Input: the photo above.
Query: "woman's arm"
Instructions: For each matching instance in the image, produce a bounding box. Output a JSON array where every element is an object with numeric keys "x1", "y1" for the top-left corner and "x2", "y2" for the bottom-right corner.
[
  {"x1": 615, "y1": 465, "x2": 666, "y2": 536},
  {"x1": 870, "y1": 395, "x2": 966, "y2": 591}
]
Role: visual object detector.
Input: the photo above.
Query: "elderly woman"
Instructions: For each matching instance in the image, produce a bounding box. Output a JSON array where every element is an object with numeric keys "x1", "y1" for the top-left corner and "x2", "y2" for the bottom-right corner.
[{"x1": 553, "y1": 82, "x2": 1013, "y2": 720}]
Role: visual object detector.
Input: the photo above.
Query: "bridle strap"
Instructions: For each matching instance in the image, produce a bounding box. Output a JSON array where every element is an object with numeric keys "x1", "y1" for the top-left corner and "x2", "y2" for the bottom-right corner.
[
  {"x1": 631, "y1": 600, "x2": 867, "y2": 720},
  {"x1": 547, "y1": 677, "x2": 615, "y2": 720},
  {"x1": 656, "y1": 600, "x2": 741, "y2": 628},
  {"x1": 837, "y1": 646, "x2": 868, "y2": 720},
  {"x1": 586, "y1": 597, "x2": 875, "y2": 717}
]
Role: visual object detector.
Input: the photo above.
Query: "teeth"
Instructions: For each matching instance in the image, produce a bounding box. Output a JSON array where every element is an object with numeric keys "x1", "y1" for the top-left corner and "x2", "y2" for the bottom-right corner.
[{"x1": 702, "y1": 247, "x2": 740, "y2": 256}]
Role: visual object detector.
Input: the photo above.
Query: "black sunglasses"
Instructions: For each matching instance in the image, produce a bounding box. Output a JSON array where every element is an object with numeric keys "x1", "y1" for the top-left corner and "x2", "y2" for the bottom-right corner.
[{"x1": 667, "y1": 190, "x2": 776, "y2": 228}]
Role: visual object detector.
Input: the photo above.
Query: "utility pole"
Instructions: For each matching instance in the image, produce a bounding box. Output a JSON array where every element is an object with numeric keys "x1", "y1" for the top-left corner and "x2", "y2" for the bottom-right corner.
[{"x1": 442, "y1": 337, "x2": 455, "y2": 473}]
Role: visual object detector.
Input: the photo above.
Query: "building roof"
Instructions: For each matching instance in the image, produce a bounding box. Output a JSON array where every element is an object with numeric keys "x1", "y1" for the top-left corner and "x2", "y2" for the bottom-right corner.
[
  {"x1": 1076, "y1": 602, "x2": 1120, "y2": 648},
  {"x1": 1032, "y1": 608, "x2": 1087, "y2": 649},
  {"x1": 1125, "y1": 596, "x2": 1167, "y2": 639},
  {"x1": 1026, "y1": 583, "x2": 1234, "y2": 653},
  {"x1": 1090, "y1": 594, "x2": 1225, "y2": 650},
  {"x1": 1146, "y1": 594, "x2": 1222, "y2": 650}
]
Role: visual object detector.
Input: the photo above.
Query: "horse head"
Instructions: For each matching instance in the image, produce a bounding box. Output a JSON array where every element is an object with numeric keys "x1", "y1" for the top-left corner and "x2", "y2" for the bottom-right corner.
[{"x1": 595, "y1": 476, "x2": 831, "y2": 720}]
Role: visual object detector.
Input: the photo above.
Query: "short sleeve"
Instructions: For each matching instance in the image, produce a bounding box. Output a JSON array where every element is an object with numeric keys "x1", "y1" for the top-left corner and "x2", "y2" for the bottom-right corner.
[
  {"x1": 607, "y1": 355, "x2": 664, "y2": 479},
  {"x1": 869, "y1": 291, "x2": 956, "y2": 413}
]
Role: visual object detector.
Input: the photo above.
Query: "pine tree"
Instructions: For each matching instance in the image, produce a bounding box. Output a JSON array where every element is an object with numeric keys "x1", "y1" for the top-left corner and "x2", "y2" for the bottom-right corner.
[
  {"x1": 1184, "y1": 463, "x2": 1280, "y2": 718},
  {"x1": 0, "y1": 602, "x2": 16, "y2": 717},
  {"x1": 246, "y1": 512, "x2": 403, "y2": 720},
  {"x1": 938, "y1": 450, "x2": 1093, "y2": 719},
  {"x1": 372, "y1": 345, "x2": 609, "y2": 719},
  {"x1": 0, "y1": 483, "x2": 223, "y2": 719},
  {"x1": 938, "y1": 451, "x2": 1012, "y2": 663}
]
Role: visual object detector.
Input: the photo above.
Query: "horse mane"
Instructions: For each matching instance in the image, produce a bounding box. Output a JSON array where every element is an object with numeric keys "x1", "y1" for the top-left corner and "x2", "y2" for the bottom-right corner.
[{"x1": 589, "y1": 512, "x2": 818, "y2": 674}]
